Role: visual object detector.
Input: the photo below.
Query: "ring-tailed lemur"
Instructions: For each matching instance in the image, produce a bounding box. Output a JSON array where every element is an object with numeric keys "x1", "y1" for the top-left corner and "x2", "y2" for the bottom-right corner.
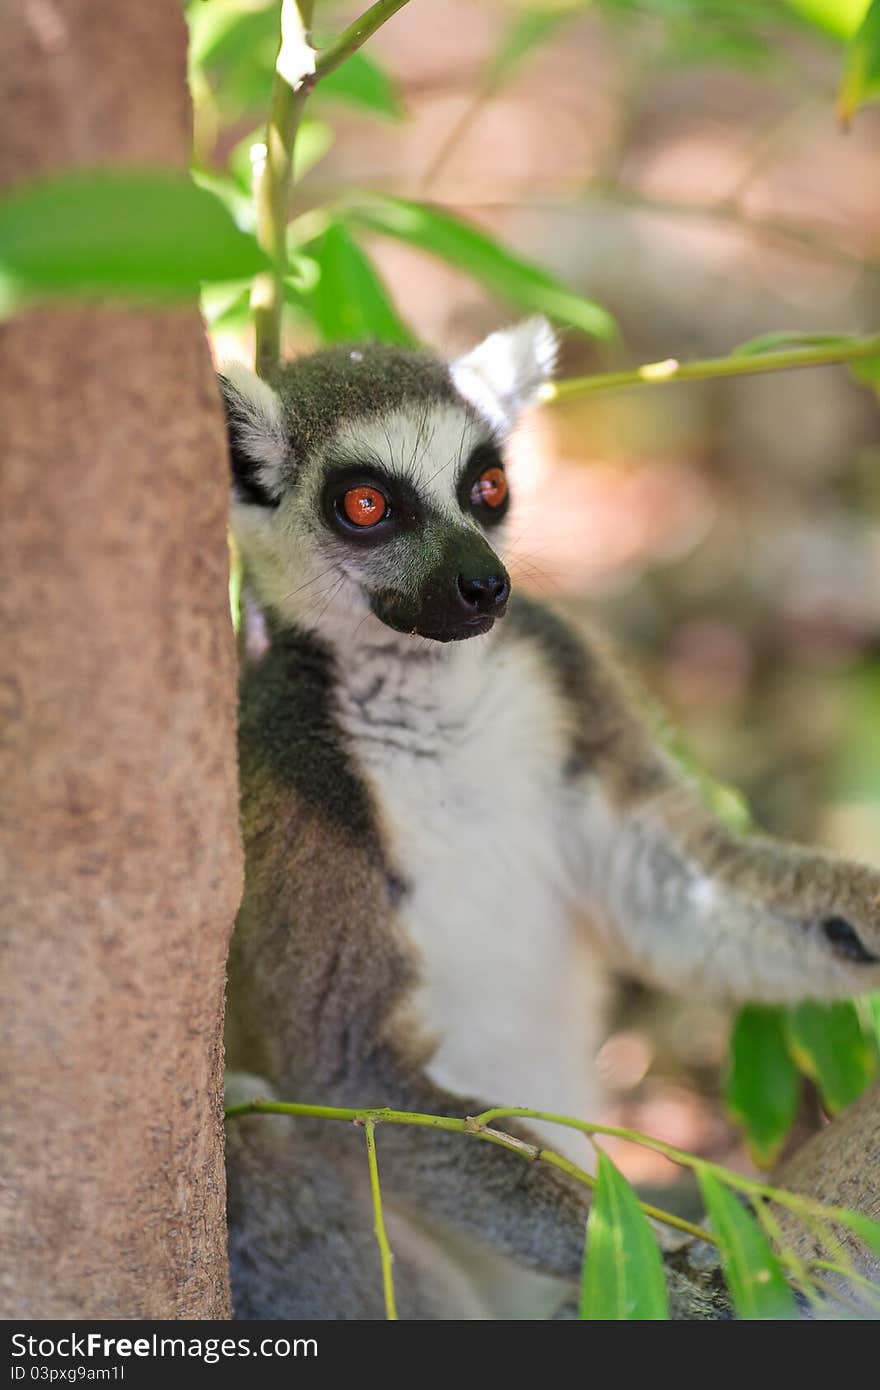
[{"x1": 221, "y1": 319, "x2": 880, "y2": 1320}]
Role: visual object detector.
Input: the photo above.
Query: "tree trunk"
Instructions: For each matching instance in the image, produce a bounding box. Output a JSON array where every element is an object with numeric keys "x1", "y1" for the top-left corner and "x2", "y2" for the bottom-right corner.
[
  {"x1": 0, "y1": 1, "x2": 242, "y2": 1318},
  {"x1": 773, "y1": 1080, "x2": 880, "y2": 1311}
]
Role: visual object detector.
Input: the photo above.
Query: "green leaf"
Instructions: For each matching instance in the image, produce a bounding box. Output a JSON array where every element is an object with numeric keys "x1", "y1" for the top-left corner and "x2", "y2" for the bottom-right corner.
[
  {"x1": 850, "y1": 355, "x2": 880, "y2": 390},
  {"x1": 348, "y1": 196, "x2": 616, "y2": 339},
  {"x1": 580, "y1": 1151, "x2": 669, "y2": 1320},
  {"x1": 698, "y1": 1171, "x2": 798, "y2": 1319},
  {"x1": 191, "y1": 169, "x2": 256, "y2": 232},
  {"x1": 0, "y1": 170, "x2": 268, "y2": 300},
  {"x1": 734, "y1": 330, "x2": 857, "y2": 356},
  {"x1": 868, "y1": 993, "x2": 880, "y2": 1043},
  {"x1": 187, "y1": 0, "x2": 277, "y2": 73},
  {"x1": 187, "y1": 1, "x2": 280, "y2": 117},
  {"x1": 839, "y1": 0, "x2": 880, "y2": 122},
  {"x1": 726, "y1": 1007, "x2": 803, "y2": 1169},
  {"x1": 201, "y1": 279, "x2": 252, "y2": 330},
  {"x1": 316, "y1": 50, "x2": 404, "y2": 120},
  {"x1": 786, "y1": 0, "x2": 871, "y2": 41},
  {"x1": 734, "y1": 330, "x2": 880, "y2": 392},
  {"x1": 485, "y1": 5, "x2": 579, "y2": 88},
  {"x1": 302, "y1": 220, "x2": 414, "y2": 345},
  {"x1": 785, "y1": 1001, "x2": 879, "y2": 1113},
  {"x1": 226, "y1": 120, "x2": 335, "y2": 195}
]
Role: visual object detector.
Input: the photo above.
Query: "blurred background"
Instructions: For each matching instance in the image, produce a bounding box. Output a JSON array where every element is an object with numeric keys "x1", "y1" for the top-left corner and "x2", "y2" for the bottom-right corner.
[{"x1": 191, "y1": 0, "x2": 880, "y2": 1203}]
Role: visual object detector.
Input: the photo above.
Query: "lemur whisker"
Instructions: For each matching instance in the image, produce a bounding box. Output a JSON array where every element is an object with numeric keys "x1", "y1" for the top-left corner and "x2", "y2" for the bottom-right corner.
[
  {"x1": 307, "y1": 575, "x2": 347, "y2": 630},
  {"x1": 409, "y1": 398, "x2": 434, "y2": 482},
  {"x1": 279, "y1": 564, "x2": 345, "y2": 605}
]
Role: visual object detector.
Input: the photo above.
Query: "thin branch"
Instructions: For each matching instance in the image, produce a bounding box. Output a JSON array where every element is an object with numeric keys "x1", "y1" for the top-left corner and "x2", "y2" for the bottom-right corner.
[
  {"x1": 543, "y1": 334, "x2": 880, "y2": 404},
  {"x1": 225, "y1": 1097, "x2": 713, "y2": 1245},
  {"x1": 253, "y1": 0, "x2": 315, "y2": 377},
  {"x1": 226, "y1": 1095, "x2": 880, "y2": 1313},
  {"x1": 315, "y1": 0, "x2": 411, "y2": 80},
  {"x1": 252, "y1": 0, "x2": 411, "y2": 375},
  {"x1": 363, "y1": 1118, "x2": 397, "y2": 1320},
  {"x1": 468, "y1": 1104, "x2": 880, "y2": 1242}
]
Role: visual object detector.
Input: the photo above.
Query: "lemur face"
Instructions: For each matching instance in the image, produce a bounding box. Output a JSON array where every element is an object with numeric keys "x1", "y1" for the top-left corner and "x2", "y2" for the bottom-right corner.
[{"x1": 220, "y1": 319, "x2": 556, "y2": 645}]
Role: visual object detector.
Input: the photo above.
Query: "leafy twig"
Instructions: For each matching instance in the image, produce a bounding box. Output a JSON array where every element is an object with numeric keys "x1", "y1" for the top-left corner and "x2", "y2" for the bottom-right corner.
[
  {"x1": 253, "y1": 0, "x2": 316, "y2": 377},
  {"x1": 542, "y1": 334, "x2": 880, "y2": 404},
  {"x1": 315, "y1": 0, "x2": 411, "y2": 80},
  {"x1": 225, "y1": 1097, "x2": 714, "y2": 1245},
  {"x1": 252, "y1": 0, "x2": 412, "y2": 375}
]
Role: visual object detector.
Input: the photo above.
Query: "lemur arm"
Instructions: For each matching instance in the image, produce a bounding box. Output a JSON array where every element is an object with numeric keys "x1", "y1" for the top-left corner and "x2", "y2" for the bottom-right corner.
[{"x1": 567, "y1": 620, "x2": 880, "y2": 1002}]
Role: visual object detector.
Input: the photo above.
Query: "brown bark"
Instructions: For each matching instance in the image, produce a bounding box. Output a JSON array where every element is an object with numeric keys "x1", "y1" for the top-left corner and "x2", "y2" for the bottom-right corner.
[
  {"x1": 773, "y1": 1080, "x2": 880, "y2": 1307},
  {"x1": 0, "y1": 2, "x2": 242, "y2": 1318}
]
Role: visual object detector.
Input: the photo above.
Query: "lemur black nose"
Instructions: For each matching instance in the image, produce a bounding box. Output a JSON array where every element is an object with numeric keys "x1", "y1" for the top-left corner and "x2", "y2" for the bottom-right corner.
[{"x1": 456, "y1": 572, "x2": 510, "y2": 614}]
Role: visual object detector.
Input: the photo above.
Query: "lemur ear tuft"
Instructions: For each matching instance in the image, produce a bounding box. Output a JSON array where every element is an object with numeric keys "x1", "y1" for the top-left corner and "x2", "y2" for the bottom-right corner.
[
  {"x1": 218, "y1": 363, "x2": 287, "y2": 509},
  {"x1": 451, "y1": 316, "x2": 557, "y2": 428}
]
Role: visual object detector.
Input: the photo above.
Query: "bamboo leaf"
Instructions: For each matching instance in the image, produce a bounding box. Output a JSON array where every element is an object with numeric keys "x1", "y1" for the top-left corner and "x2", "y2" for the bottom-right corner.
[
  {"x1": 735, "y1": 329, "x2": 880, "y2": 393},
  {"x1": 726, "y1": 1007, "x2": 803, "y2": 1169},
  {"x1": 735, "y1": 330, "x2": 858, "y2": 356},
  {"x1": 0, "y1": 170, "x2": 268, "y2": 300},
  {"x1": 201, "y1": 279, "x2": 252, "y2": 330},
  {"x1": 316, "y1": 50, "x2": 403, "y2": 119},
  {"x1": 486, "y1": 5, "x2": 579, "y2": 87},
  {"x1": 785, "y1": 1001, "x2": 879, "y2": 1114},
  {"x1": 580, "y1": 1151, "x2": 669, "y2": 1320},
  {"x1": 838, "y1": 0, "x2": 880, "y2": 122},
  {"x1": 786, "y1": 0, "x2": 871, "y2": 41},
  {"x1": 187, "y1": 1, "x2": 280, "y2": 116},
  {"x1": 347, "y1": 195, "x2": 616, "y2": 339},
  {"x1": 302, "y1": 219, "x2": 414, "y2": 344},
  {"x1": 698, "y1": 1171, "x2": 798, "y2": 1319},
  {"x1": 226, "y1": 120, "x2": 335, "y2": 197}
]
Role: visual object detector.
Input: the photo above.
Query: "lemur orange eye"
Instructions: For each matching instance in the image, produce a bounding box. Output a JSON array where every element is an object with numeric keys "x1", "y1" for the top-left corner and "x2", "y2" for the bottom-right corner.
[
  {"x1": 470, "y1": 466, "x2": 508, "y2": 510},
  {"x1": 342, "y1": 485, "x2": 388, "y2": 527}
]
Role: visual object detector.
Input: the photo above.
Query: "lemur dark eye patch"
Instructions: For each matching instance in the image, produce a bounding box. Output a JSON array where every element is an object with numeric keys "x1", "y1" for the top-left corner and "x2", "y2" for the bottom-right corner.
[
  {"x1": 459, "y1": 440, "x2": 509, "y2": 525},
  {"x1": 822, "y1": 916, "x2": 878, "y2": 964},
  {"x1": 321, "y1": 463, "x2": 422, "y2": 545}
]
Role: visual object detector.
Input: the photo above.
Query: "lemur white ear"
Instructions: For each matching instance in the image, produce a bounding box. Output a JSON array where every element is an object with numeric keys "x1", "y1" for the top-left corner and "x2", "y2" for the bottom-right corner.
[
  {"x1": 218, "y1": 362, "x2": 288, "y2": 508},
  {"x1": 451, "y1": 316, "x2": 557, "y2": 429}
]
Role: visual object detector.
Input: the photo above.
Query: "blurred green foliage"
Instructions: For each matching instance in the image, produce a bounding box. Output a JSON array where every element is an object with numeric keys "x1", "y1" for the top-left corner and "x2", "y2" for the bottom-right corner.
[
  {"x1": 727, "y1": 1002, "x2": 879, "y2": 1168},
  {"x1": 0, "y1": 169, "x2": 267, "y2": 308},
  {"x1": 838, "y1": 0, "x2": 880, "y2": 120}
]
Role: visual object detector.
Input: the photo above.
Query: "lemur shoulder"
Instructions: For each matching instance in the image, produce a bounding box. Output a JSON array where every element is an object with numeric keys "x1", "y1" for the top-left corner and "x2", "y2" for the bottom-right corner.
[{"x1": 221, "y1": 319, "x2": 880, "y2": 1320}]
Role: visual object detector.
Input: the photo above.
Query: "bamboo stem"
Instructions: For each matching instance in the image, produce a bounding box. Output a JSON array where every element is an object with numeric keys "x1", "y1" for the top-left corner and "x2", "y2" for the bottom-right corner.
[
  {"x1": 544, "y1": 334, "x2": 880, "y2": 404},
  {"x1": 315, "y1": 0, "x2": 411, "y2": 80},
  {"x1": 252, "y1": 0, "x2": 412, "y2": 375},
  {"x1": 225, "y1": 1097, "x2": 714, "y2": 1245},
  {"x1": 363, "y1": 1118, "x2": 398, "y2": 1320}
]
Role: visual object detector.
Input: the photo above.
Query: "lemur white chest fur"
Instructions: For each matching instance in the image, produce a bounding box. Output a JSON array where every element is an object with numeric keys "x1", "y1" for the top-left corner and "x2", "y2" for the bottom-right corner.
[{"x1": 333, "y1": 627, "x2": 608, "y2": 1148}]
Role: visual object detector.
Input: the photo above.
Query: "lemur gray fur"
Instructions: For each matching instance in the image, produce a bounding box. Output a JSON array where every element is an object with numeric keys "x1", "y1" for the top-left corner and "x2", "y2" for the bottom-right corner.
[{"x1": 220, "y1": 319, "x2": 880, "y2": 1320}]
